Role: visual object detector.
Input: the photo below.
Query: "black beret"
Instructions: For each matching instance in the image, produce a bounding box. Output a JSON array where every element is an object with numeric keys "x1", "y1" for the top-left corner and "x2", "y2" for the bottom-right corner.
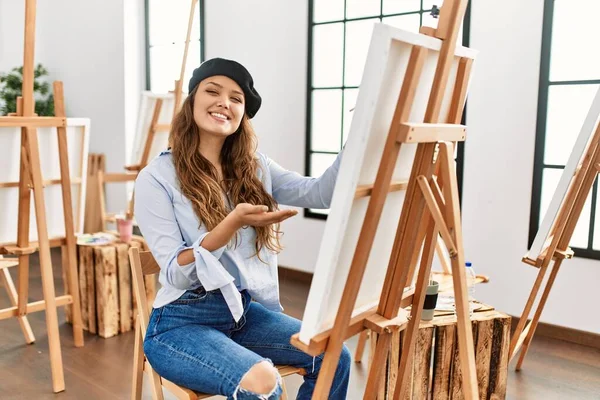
[{"x1": 188, "y1": 58, "x2": 262, "y2": 119}]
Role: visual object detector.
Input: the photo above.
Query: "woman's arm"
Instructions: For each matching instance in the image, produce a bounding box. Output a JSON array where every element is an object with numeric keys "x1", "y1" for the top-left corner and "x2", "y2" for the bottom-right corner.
[
  {"x1": 266, "y1": 148, "x2": 345, "y2": 209},
  {"x1": 176, "y1": 212, "x2": 240, "y2": 265}
]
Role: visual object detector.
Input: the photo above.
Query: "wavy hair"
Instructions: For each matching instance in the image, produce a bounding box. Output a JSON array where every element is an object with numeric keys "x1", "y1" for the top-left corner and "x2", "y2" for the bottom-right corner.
[{"x1": 169, "y1": 87, "x2": 283, "y2": 258}]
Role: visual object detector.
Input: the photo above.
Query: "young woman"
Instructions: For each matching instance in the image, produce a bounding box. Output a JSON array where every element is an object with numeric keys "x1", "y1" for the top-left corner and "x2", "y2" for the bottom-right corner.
[{"x1": 135, "y1": 58, "x2": 350, "y2": 399}]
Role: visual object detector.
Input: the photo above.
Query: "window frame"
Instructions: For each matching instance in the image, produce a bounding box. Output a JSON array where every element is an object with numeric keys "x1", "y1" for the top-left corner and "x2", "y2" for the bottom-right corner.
[
  {"x1": 528, "y1": 0, "x2": 600, "y2": 260},
  {"x1": 304, "y1": 0, "x2": 471, "y2": 220},
  {"x1": 144, "y1": 0, "x2": 206, "y2": 92}
]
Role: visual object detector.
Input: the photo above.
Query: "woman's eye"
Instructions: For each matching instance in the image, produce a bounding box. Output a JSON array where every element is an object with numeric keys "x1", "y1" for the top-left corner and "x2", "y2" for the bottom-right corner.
[
  {"x1": 232, "y1": 97, "x2": 242, "y2": 103},
  {"x1": 206, "y1": 89, "x2": 218, "y2": 95}
]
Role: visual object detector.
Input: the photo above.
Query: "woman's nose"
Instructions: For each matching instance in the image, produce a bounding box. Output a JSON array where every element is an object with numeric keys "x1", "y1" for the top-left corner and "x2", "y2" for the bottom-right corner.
[{"x1": 217, "y1": 97, "x2": 230, "y2": 109}]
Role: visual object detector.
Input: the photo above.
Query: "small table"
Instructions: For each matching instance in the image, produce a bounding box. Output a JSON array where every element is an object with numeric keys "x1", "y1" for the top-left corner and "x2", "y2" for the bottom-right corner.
[
  {"x1": 369, "y1": 273, "x2": 510, "y2": 399},
  {"x1": 65, "y1": 234, "x2": 156, "y2": 339}
]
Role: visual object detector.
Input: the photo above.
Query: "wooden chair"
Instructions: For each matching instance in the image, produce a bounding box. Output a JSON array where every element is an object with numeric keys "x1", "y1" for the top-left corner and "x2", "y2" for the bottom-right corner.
[{"x1": 129, "y1": 247, "x2": 303, "y2": 399}]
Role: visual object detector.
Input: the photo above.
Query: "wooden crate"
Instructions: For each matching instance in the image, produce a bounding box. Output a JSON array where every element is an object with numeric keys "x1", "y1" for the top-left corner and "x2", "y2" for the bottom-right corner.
[
  {"x1": 373, "y1": 308, "x2": 510, "y2": 399},
  {"x1": 65, "y1": 235, "x2": 157, "y2": 338}
]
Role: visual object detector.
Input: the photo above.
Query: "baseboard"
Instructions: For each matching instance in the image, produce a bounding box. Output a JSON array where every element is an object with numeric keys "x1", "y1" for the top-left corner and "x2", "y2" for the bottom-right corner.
[
  {"x1": 510, "y1": 315, "x2": 600, "y2": 350},
  {"x1": 278, "y1": 265, "x2": 313, "y2": 285}
]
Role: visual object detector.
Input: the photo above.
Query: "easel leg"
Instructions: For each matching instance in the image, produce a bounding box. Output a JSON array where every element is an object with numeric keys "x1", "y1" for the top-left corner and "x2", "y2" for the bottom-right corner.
[
  {"x1": 508, "y1": 263, "x2": 549, "y2": 361},
  {"x1": 437, "y1": 143, "x2": 478, "y2": 399},
  {"x1": 364, "y1": 331, "x2": 392, "y2": 399},
  {"x1": 354, "y1": 329, "x2": 369, "y2": 363},
  {"x1": 27, "y1": 127, "x2": 66, "y2": 392},
  {"x1": 515, "y1": 259, "x2": 562, "y2": 370},
  {"x1": 435, "y1": 236, "x2": 452, "y2": 274},
  {"x1": 17, "y1": 133, "x2": 32, "y2": 317},
  {"x1": 1, "y1": 268, "x2": 35, "y2": 344},
  {"x1": 54, "y1": 81, "x2": 85, "y2": 347},
  {"x1": 392, "y1": 218, "x2": 438, "y2": 400}
]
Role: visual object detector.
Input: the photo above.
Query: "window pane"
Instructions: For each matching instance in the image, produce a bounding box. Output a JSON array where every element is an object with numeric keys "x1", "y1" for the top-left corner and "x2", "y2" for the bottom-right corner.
[
  {"x1": 150, "y1": 42, "x2": 201, "y2": 93},
  {"x1": 540, "y1": 168, "x2": 591, "y2": 249},
  {"x1": 313, "y1": 0, "x2": 344, "y2": 23},
  {"x1": 312, "y1": 23, "x2": 344, "y2": 88},
  {"x1": 383, "y1": 0, "x2": 420, "y2": 15},
  {"x1": 311, "y1": 90, "x2": 343, "y2": 152},
  {"x1": 346, "y1": 0, "x2": 380, "y2": 19},
  {"x1": 421, "y1": 10, "x2": 439, "y2": 30},
  {"x1": 382, "y1": 14, "x2": 421, "y2": 33},
  {"x1": 550, "y1": 1, "x2": 600, "y2": 81},
  {"x1": 149, "y1": 0, "x2": 200, "y2": 46},
  {"x1": 343, "y1": 88, "x2": 359, "y2": 144},
  {"x1": 310, "y1": 153, "x2": 338, "y2": 178},
  {"x1": 544, "y1": 84, "x2": 599, "y2": 165},
  {"x1": 422, "y1": 0, "x2": 436, "y2": 9},
  {"x1": 183, "y1": 41, "x2": 202, "y2": 93},
  {"x1": 344, "y1": 18, "x2": 379, "y2": 87},
  {"x1": 539, "y1": 168, "x2": 562, "y2": 226},
  {"x1": 572, "y1": 187, "x2": 593, "y2": 249}
]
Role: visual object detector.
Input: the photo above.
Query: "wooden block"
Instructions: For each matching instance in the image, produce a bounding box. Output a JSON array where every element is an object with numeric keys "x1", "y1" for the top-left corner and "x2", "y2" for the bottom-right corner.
[
  {"x1": 80, "y1": 245, "x2": 95, "y2": 333},
  {"x1": 475, "y1": 319, "x2": 494, "y2": 398},
  {"x1": 413, "y1": 326, "x2": 434, "y2": 399},
  {"x1": 116, "y1": 243, "x2": 133, "y2": 333},
  {"x1": 487, "y1": 316, "x2": 510, "y2": 400},
  {"x1": 94, "y1": 246, "x2": 119, "y2": 338},
  {"x1": 450, "y1": 321, "x2": 478, "y2": 400},
  {"x1": 432, "y1": 324, "x2": 455, "y2": 400}
]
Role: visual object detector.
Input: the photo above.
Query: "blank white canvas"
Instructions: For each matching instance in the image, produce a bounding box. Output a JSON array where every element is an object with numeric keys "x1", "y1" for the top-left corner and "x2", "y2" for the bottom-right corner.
[
  {"x1": 299, "y1": 23, "x2": 477, "y2": 344},
  {"x1": 0, "y1": 118, "x2": 90, "y2": 244},
  {"x1": 130, "y1": 91, "x2": 175, "y2": 165},
  {"x1": 527, "y1": 87, "x2": 600, "y2": 260}
]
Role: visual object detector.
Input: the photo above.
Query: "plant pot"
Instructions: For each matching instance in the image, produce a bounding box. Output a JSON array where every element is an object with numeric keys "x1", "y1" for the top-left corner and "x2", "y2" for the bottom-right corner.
[{"x1": 421, "y1": 280, "x2": 439, "y2": 321}]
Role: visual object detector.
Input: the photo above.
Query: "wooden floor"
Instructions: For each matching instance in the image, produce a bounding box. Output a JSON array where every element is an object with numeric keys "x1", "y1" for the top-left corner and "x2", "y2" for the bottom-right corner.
[{"x1": 1, "y1": 251, "x2": 599, "y2": 399}]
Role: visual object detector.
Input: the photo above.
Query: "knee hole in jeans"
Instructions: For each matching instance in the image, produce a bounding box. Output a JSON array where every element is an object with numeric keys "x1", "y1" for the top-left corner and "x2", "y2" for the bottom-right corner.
[{"x1": 238, "y1": 360, "x2": 280, "y2": 395}]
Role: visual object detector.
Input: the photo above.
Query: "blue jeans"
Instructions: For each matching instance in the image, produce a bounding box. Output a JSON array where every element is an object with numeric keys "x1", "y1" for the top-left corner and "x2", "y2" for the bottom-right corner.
[{"x1": 144, "y1": 288, "x2": 351, "y2": 399}]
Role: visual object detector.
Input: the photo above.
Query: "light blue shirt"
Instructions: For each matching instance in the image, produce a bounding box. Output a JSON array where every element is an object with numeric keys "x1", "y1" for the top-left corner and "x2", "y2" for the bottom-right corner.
[{"x1": 134, "y1": 149, "x2": 343, "y2": 322}]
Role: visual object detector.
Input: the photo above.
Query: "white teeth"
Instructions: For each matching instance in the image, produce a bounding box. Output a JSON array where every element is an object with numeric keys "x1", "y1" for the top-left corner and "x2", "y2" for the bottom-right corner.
[{"x1": 211, "y1": 112, "x2": 228, "y2": 120}]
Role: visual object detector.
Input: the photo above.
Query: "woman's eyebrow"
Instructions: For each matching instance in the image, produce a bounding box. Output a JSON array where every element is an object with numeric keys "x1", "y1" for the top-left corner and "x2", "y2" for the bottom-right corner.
[{"x1": 206, "y1": 81, "x2": 244, "y2": 97}]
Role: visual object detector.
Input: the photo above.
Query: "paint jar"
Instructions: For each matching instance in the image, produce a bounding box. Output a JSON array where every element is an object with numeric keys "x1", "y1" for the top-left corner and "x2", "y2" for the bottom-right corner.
[{"x1": 116, "y1": 217, "x2": 134, "y2": 243}]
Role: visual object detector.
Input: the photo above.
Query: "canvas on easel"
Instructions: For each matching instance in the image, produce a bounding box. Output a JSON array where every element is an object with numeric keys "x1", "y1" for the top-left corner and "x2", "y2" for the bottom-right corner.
[
  {"x1": 510, "y1": 86, "x2": 600, "y2": 370},
  {"x1": 0, "y1": 0, "x2": 87, "y2": 393},
  {"x1": 291, "y1": 1, "x2": 480, "y2": 398}
]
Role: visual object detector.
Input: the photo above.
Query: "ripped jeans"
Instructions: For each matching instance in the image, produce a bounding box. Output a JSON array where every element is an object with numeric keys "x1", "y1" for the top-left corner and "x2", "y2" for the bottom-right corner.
[{"x1": 144, "y1": 288, "x2": 351, "y2": 399}]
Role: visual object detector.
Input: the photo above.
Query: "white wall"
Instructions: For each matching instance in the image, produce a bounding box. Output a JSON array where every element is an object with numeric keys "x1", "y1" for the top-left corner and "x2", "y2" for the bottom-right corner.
[
  {"x1": 0, "y1": 0, "x2": 145, "y2": 215},
  {"x1": 464, "y1": 0, "x2": 600, "y2": 334}
]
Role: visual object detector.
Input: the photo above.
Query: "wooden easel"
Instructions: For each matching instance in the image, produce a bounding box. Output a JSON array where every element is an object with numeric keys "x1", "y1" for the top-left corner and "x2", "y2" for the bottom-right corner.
[
  {"x1": 291, "y1": 1, "x2": 479, "y2": 398},
  {"x1": 0, "y1": 0, "x2": 84, "y2": 393},
  {"x1": 97, "y1": 0, "x2": 199, "y2": 228},
  {"x1": 509, "y1": 102, "x2": 600, "y2": 370}
]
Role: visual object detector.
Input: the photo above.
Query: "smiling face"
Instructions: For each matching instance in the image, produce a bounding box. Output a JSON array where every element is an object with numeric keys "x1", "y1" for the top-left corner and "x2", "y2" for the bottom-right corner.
[{"x1": 193, "y1": 75, "x2": 245, "y2": 139}]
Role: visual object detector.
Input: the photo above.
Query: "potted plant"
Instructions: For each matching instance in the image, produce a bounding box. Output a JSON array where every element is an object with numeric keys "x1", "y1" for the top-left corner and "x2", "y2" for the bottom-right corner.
[{"x1": 0, "y1": 63, "x2": 54, "y2": 116}]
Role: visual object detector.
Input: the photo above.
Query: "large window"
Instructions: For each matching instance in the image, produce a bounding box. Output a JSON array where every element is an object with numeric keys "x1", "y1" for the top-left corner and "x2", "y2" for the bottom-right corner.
[
  {"x1": 145, "y1": 0, "x2": 205, "y2": 93},
  {"x1": 305, "y1": 0, "x2": 469, "y2": 218},
  {"x1": 529, "y1": 0, "x2": 600, "y2": 260}
]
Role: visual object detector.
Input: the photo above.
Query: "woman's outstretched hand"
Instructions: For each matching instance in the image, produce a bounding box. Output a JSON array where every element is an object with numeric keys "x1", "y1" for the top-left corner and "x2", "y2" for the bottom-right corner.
[{"x1": 232, "y1": 203, "x2": 298, "y2": 228}]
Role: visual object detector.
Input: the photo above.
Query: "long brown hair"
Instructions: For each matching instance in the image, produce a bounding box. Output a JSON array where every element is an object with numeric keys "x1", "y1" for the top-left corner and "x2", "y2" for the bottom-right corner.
[{"x1": 169, "y1": 87, "x2": 283, "y2": 258}]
